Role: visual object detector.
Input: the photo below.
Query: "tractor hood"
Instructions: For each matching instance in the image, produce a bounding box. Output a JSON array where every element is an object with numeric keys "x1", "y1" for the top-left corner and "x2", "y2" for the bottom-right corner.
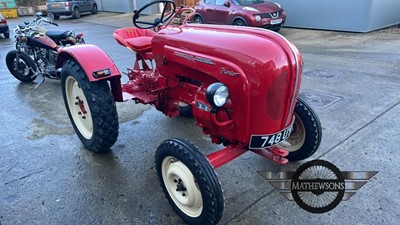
[{"x1": 152, "y1": 24, "x2": 302, "y2": 142}]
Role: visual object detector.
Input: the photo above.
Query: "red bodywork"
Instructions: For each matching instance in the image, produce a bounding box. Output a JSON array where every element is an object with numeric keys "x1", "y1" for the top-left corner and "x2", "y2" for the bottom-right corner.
[
  {"x1": 56, "y1": 9, "x2": 302, "y2": 168},
  {"x1": 195, "y1": 0, "x2": 286, "y2": 30}
]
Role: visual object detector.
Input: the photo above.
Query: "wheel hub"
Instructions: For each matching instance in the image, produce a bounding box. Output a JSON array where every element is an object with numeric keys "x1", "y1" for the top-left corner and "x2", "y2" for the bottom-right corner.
[{"x1": 162, "y1": 156, "x2": 203, "y2": 217}]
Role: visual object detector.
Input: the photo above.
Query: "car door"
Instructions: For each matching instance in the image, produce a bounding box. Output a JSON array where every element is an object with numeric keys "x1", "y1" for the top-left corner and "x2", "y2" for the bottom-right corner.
[
  {"x1": 202, "y1": 0, "x2": 217, "y2": 23},
  {"x1": 77, "y1": 0, "x2": 90, "y2": 12},
  {"x1": 213, "y1": 0, "x2": 231, "y2": 25}
]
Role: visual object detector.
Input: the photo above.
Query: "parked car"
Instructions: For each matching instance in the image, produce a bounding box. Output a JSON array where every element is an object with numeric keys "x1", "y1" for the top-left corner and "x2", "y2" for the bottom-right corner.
[
  {"x1": 0, "y1": 13, "x2": 10, "y2": 38},
  {"x1": 46, "y1": 0, "x2": 98, "y2": 19},
  {"x1": 194, "y1": 0, "x2": 286, "y2": 32}
]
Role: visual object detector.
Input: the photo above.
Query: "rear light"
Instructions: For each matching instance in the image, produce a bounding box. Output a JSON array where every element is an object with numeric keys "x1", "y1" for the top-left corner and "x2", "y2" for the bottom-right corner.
[
  {"x1": 65, "y1": 2, "x2": 70, "y2": 7},
  {"x1": 0, "y1": 19, "x2": 6, "y2": 24}
]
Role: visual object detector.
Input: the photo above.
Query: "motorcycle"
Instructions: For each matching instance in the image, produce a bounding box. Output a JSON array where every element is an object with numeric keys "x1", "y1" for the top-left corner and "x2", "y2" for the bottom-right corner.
[{"x1": 5, "y1": 13, "x2": 84, "y2": 88}]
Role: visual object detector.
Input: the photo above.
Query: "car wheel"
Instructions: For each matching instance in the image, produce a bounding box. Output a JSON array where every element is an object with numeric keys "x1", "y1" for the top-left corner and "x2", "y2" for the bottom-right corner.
[
  {"x1": 5, "y1": 50, "x2": 37, "y2": 82},
  {"x1": 91, "y1": 4, "x2": 98, "y2": 14},
  {"x1": 61, "y1": 60, "x2": 119, "y2": 153},
  {"x1": 4, "y1": 32, "x2": 10, "y2": 38},
  {"x1": 155, "y1": 138, "x2": 224, "y2": 225},
  {"x1": 54, "y1": 14, "x2": 60, "y2": 20},
  {"x1": 72, "y1": 7, "x2": 80, "y2": 19},
  {"x1": 233, "y1": 19, "x2": 247, "y2": 26},
  {"x1": 193, "y1": 15, "x2": 203, "y2": 24},
  {"x1": 271, "y1": 27, "x2": 281, "y2": 32},
  {"x1": 277, "y1": 97, "x2": 322, "y2": 161}
]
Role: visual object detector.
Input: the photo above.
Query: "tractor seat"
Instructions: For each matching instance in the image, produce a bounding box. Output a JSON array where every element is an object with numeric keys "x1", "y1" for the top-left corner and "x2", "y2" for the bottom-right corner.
[
  {"x1": 46, "y1": 30, "x2": 71, "y2": 39},
  {"x1": 113, "y1": 27, "x2": 155, "y2": 53}
]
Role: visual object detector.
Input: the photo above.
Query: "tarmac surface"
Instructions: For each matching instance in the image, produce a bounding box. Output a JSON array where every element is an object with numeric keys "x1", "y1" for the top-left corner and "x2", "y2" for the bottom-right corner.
[{"x1": 0, "y1": 12, "x2": 399, "y2": 225}]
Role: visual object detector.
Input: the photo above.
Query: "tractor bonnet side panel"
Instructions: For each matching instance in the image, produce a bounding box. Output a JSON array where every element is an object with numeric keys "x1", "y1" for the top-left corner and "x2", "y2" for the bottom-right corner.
[{"x1": 152, "y1": 25, "x2": 302, "y2": 144}]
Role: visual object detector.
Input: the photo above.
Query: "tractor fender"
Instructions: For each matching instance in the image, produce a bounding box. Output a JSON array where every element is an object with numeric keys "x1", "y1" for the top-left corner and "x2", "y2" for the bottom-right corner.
[{"x1": 56, "y1": 44, "x2": 123, "y2": 101}]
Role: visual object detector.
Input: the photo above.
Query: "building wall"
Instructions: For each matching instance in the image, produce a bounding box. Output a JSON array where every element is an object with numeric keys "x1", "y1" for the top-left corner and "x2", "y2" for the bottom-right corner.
[{"x1": 275, "y1": 0, "x2": 400, "y2": 32}]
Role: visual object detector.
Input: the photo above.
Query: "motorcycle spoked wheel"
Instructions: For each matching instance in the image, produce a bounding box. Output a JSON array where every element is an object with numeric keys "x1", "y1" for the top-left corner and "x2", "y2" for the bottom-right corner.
[
  {"x1": 61, "y1": 60, "x2": 119, "y2": 153},
  {"x1": 5, "y1": 50, "x2": 37, "y2": 82},
  {"x1": 277, "y1": 97, "x2": 322, "y2": 161},
  {"x1": 155, "y1": 138, "x2": 224, "y2": 225}
]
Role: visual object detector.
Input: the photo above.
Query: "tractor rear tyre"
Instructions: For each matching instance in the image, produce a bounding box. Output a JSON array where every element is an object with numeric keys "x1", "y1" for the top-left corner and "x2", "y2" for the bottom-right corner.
[
  {"x1": 61, "y1": 60, "x2": 119, "y2": 153},
  {"x1": 155, "y1": 138, "x2": 224, "y2": 225},
  {"x1": 278, "y1": 97, "x2": 322, "y2": 161}
]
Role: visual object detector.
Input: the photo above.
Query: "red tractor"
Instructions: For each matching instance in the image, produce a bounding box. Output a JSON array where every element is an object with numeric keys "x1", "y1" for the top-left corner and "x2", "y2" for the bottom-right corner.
[{"x1": 56, "y1": 1, "x2": 321, "y2": 224}]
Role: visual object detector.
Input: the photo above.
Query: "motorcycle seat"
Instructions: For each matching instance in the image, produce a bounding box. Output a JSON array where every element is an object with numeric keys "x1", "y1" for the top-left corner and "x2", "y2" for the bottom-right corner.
[
  {"x1": 46, "y1": 30, "x2": 71, "y2": 39},
  {"x1": 113, "y1": 27, "x2": 155, "y2": 53}
]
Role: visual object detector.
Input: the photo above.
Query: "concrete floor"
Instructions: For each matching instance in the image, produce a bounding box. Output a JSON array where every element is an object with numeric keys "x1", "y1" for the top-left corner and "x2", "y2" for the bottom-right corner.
[{"x1": 0, "y1": 12, "x2": 399, "y2": 225}]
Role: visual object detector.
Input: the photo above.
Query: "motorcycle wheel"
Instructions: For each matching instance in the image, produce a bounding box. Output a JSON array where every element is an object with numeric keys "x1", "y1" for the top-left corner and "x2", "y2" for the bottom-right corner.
[
  {"x1": 5, "y1": 50, "x2": 37, "y2": 82},
  {"x1": 61, "y1": 60, "x2": 119, "y2": 153},
  {"x1": 155, "y1": 138, "x2": 224, "y2": 225},
  {"x1": 277, "y1": 97, "x2": 322, "y2": 161}
]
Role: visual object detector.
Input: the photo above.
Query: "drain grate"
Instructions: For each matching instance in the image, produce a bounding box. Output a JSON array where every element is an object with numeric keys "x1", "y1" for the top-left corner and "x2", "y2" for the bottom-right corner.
[
  {"x1": 303, "y1": 69, "x2": 343, "y2": 79},
  {"x1": 299, "y1": 90, "x2": 342, "y2": 110}
]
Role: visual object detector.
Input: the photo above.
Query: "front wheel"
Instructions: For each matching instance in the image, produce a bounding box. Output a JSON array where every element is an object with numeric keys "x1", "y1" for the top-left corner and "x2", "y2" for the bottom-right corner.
[
  {"x1": 72, "y1": 7, "x2": 80, "y2": 19},
  {"x1": 61, "y1": 60, "x2": 119, "y2": 153},
  {"x1": 193, "y1": 15, "x2": 203, "y2": 24},
  {"x1": 277, "y1": 97, "x2": 322, "y2": 161},
  {"x1": 233, "y1": 19, "x2": 247, "y2": 26},
  {"x1": 155, "y1": 138, "x2": 224, "y2": 225},
  {"x1": 5, "y1": 50, "x2": 37, "y2": 82}
]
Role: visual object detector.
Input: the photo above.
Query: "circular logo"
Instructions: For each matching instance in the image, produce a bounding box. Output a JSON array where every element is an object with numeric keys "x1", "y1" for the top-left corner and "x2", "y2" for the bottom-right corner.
[{"x1": 291, "y1": 160, "x2": 345, "y2": 213}]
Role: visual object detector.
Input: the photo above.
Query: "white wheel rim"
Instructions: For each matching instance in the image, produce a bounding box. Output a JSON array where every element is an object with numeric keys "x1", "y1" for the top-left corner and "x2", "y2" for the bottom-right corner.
[
  {"x1": 277, "y1": 113, "x2": 306, "y2": 152},
  {"x1": 161, "y1": 156, "x2": 203, "y2": 217},
  {"x1": 65, "y1": 76, "x2": 93, "y2": 139}
]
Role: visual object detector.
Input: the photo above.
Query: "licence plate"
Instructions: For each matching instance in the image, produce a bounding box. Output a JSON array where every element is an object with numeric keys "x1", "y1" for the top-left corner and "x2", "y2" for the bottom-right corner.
[
  {"x1": 52, "y1": 3, "x2": 61, "y2": 7},
  {"x1": 249, "y1": 121, "x2": 294, "y2": 149},
  {"x1": 270, "y1": 18, "x2": 283, "y2": 25}
]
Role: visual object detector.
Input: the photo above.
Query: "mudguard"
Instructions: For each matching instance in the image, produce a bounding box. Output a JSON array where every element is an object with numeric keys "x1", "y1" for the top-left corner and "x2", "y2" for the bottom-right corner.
[
  {"x1": 56, "y1": 44, "x2": 121, "y2": 81},
  {"x1": 56, "y1": 44, "x2": 123, "y2": 101}
]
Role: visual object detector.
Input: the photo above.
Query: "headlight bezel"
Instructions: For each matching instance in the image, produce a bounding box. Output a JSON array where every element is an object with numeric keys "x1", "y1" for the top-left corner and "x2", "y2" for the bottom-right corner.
[{"x1": 206, "y1": 82, "x2": 230, "y2": 108}]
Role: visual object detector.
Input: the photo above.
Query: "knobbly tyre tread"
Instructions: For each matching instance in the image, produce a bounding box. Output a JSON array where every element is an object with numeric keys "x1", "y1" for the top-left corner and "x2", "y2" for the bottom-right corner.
[
  {"x1": 5, "y1": 50, "x2": 37, "y2": 82},
  {"x1": 286, "y1": 97, "x2": 322, "y2": 161},
  {"x1": 155, "y1": 138, "x2": 224, "y2": 225},
  {"x1": 61, "y1": 60, "x2": 119, "y2": 153}
]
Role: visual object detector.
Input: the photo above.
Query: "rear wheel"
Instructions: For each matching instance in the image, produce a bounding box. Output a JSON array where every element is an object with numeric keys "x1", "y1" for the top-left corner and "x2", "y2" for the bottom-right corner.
[
  {"x1": 277, "y1": 97, "x2": 322, "y2": 161},
  {"x1": 193, "y1": 15, "x2": 203, "y2": 24},
  {"x1": 4, "y1": 32, "x2": 10, "y2": 38},
  {"x1": 155, "y1": 138, "x2": 224, "y2": 225},
  {"x1": 233, "y1": 19, "x2": 247, "y2": 26},
  {"x1": 5, "y1": 50, "x2": 37, "y2": 82},
  {"x1": 72, "y1": 7, "x2": 80, "y2": 19},
  {"x1": 61, "y1": 60, "x2": 119, "y2": 153},
  {"x1": 54, "y1": 14, "x2": 60, "y2": 20}
]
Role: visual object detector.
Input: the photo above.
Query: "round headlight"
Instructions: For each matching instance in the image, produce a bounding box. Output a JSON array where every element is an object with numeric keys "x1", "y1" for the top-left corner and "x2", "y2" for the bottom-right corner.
[
  {"x1": 206, "y1": 83, "x2": 229, "y2": 108},
  {"x1": 255, "y1": 15, "x2": 262, "y2": 22}
]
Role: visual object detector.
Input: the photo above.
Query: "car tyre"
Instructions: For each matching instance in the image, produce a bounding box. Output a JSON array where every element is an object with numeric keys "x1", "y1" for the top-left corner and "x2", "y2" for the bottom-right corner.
[
  {"x1": 233, "y1": 19, "x2": 247, "y2": 26},
  {"x1": 91, "y1": 4, "x2": 98, "y2": 14},
  {"x1": 61, "y1": 60, "x2": 119, "y2": 153},
  {"x1": 155, "y1": 138, "x2": 224, "y2": 225},
  {"x1": 53, "y1": 14, "x2": 60, "y2": 20},
  {"x1": 193, "y1": 15, "x2": 203, "y2": 24},
  {"x1": 277, "y1": 97, "x2": 322, "y2": 161},
  {"x1": 4, "y1": 32, "x2": 10, "y2": 38},
  {"x1": 72, "y1": 7, "x2": 80, "y2": 19},
  {"x1": 6, "y1": 50, "x2": 37, "y2": 82}
]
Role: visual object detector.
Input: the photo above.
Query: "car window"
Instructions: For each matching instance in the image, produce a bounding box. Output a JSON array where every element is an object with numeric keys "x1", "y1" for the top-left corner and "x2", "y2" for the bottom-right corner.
[
  {"x1": 205, "y1": 0, "x2": 216, "y2": 5},
  {"x1": 237, "y1": 0, "x2": 264, "y2": 5},
  {"x1": 216, "y1": 0, "x2": 225, "y2": 6}
]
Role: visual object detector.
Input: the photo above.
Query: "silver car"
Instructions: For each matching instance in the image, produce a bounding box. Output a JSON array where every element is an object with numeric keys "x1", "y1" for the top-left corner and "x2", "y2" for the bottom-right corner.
[{"x1": 46, "y1": 0, "x2": 98, "y2": 19}]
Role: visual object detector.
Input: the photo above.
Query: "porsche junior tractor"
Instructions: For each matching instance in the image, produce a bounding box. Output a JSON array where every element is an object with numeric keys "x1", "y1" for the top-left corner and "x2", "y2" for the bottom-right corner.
[{"x1": 56, "y1": 1, "x2": 322, "y2": 224}]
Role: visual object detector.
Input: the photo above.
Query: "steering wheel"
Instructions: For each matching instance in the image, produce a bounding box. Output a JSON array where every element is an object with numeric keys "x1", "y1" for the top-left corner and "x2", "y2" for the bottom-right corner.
[{"x1": 133, "y1": 0, "x2": 176, "y2": 29}]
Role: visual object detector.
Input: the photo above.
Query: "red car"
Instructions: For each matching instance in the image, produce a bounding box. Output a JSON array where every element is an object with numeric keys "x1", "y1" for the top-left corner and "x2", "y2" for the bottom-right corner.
[
  {"x1": 194, "y1": 0, "x2": 286, "y2": 32},
  {"x1": 0, "y1": 13, "x2": 10, "y2": 38}
]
